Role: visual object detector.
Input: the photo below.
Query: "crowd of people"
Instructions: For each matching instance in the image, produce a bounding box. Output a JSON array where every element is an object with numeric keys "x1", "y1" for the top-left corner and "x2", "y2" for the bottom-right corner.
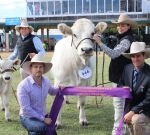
[{"x1": 6, "y1": 14, "x2": 150, "y2": 135}]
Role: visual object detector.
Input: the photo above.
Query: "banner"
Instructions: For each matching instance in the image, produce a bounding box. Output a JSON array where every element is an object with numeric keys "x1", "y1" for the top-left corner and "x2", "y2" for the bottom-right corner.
[{"x1": 46, "y1": 87, "x2": 133, "y2": 135}]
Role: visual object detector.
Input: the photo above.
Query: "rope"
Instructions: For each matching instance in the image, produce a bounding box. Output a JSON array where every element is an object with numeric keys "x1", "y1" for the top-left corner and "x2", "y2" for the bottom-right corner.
[
  {"x1": 95, "y1": 43, "x2": 106, "y2": 108},
  {"x1": 16, "y1": 53, "x2": 29, "y2": 71},
  {"x1": 11, "y1": 86, "x2": 19, "y2": 104}
]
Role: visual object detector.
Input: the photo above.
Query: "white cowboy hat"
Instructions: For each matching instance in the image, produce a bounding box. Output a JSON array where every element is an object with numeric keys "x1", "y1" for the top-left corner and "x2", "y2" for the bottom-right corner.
[
  {"x1": 22, "y1": 54, "x2": 52, "y2": 74},
  {"x1": 122, "y1": 42, "x2": 150, "y2": 59},
  {"x1": 138, "y1": 42, "x2": 146, "y2": 48},
  {"x1": 111, "y1": 14, "x2": 138, "y2": 29},
  {"x1": 15, "y1": 19, "x2": 34, "y2": 33}
]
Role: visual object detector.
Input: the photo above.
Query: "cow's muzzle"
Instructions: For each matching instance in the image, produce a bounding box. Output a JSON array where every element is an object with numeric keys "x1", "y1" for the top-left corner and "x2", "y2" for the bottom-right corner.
[
  {"x1": 81, "y1": 48, "x2": 94, "y2": 55},
  {"x1": 5, "y1": 77, "x2": 10, "y2": 80}
]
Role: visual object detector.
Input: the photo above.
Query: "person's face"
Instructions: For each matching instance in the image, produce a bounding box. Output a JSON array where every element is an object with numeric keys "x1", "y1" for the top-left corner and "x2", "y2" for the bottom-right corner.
[
  {"x1": 117, "y1": 24, "x2": 130, "y2": 34},
  {"x1": 130, "y1": 52, "x2": 146, "y2": 70},
  {"x1": 30, "y1": 63, "x2": 44, "y2": 78},
  {"x1": 19, "y1": 27, "x2": 30, "y2": 36}
]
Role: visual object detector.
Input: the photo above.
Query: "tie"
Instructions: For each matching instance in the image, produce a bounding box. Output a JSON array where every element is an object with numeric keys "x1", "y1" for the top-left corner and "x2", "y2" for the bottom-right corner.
[{"x1": 133, "y1": 70, "x2": 138, "y2": 88}]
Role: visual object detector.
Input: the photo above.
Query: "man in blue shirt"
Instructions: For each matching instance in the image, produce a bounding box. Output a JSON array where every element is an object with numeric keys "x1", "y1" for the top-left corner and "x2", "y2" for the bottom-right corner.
[{"x1": 8, "y1": 19, "x2": 45, "y2": 80}]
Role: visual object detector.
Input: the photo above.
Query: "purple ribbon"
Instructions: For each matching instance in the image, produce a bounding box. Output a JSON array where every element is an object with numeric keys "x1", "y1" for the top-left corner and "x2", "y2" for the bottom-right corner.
[{"x1": 46, "y1": 87, "x2": 132, "y2": 135}]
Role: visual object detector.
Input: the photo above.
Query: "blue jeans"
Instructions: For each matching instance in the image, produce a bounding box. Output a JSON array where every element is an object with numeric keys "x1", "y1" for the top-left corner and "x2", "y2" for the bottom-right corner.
[{"x1": 20, "y1": 116, "x2": 57, "y2": 135}]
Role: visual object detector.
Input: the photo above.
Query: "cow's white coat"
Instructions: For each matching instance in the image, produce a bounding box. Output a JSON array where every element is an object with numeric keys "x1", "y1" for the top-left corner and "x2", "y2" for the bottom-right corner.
[
  {"x1": 0, "y1": 58, "x2": 20, "y2": 121},
  {"x1": 50, "y1": 18, "x2": 107, "y2": 126}
]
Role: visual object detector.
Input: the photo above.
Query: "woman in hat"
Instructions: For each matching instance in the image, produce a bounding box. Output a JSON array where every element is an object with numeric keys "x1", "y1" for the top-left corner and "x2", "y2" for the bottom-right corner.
[
  {"x1": 17, "y1": 54, "x2": 65, "y2": 135},
  {"x1": 8, "y1": 19, "x2": 45, "y2": 80},
  {"x1": 93, "y1": 14, "x2": 138, "y2": 135}
]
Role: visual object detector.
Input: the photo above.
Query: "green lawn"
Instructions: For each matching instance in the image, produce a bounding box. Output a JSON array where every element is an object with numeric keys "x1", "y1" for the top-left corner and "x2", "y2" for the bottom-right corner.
[{"x1": 1, "y1": 52, "x2": 150, "y2": 135}]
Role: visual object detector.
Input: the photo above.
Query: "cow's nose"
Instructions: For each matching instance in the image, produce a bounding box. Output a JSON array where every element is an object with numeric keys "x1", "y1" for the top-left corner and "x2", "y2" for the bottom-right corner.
[
  {"x1": 5, "y1": 77, "x2": 10, "y2": 80},
  {"x1": 82, "y1": 48, "x2": 93, "y2": 54}
]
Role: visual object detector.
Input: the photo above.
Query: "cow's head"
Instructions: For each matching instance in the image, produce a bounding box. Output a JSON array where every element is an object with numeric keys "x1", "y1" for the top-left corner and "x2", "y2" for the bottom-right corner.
[
  {"x1": 58, "y1": 18, "x2": 107, "y2": 61},
  {"x1": 0, "y1": 59, "x2": 20, "y2": 83}
]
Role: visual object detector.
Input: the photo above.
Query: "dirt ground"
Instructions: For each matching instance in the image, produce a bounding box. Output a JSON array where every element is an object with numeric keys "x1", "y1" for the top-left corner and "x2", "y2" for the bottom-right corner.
[{"x1": 0, "y1": 51, "x2": 54, "y2": 58}]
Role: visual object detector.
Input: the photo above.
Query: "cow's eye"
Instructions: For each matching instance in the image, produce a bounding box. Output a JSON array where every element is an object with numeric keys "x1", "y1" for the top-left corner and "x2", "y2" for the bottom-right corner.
[
  {"x1": 73, "y1": 34, "x2": 77, "y2": 38},
  {"x1": 91, "y1": 33, "x2": 95, "y2": 36}
]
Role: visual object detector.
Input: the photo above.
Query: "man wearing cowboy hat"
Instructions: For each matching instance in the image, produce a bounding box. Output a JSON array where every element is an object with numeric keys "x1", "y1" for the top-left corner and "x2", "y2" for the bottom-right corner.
[
  {"x1": 93, "y1": 14, "x2": 138, "y2": 135},
  {"x1": 117, "y1": 42, "x2": 150, "y2": 135},
  {"x1": 8, "y1": 18, "x2": 45, "y2": 80},
  {"x1": 17, "y1": 54, "x2": 65, "y2": 135}
]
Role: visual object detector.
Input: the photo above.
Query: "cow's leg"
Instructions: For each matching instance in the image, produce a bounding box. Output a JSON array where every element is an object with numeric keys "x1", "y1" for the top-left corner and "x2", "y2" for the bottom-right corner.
[
  {"x1": 0, "y1": 95, "x2": 5, "y2": 111},
  {"x1": 78, "y1": 96, "x2": 88, "y2": 126},
  {"x1": 3, "y1": 93, "x2": 11, "y2": 122},
  {"x1": 64, "y1": 95, "x2": 70, "y2": 104}
]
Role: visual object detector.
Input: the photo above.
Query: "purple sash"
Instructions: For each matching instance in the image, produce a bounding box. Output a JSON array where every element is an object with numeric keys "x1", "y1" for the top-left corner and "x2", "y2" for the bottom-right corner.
[{"x1": 46, "y1": 87, "x2": 132, "y2": 135}]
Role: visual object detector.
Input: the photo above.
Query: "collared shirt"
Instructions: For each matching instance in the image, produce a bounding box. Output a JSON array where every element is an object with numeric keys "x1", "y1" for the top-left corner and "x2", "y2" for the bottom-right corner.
[
  {"x1": 101, "y1": 39, "x2": 130, "y2": 59},
  {"x1": 133, "y1": 66, "x2": 144, "y2": 81},
  {"x1": 8, "y1": 35, "x2": 45, "y2": 60},
  {"x1": 17, "y1": 75, "x2": 59, "y2": 121}
]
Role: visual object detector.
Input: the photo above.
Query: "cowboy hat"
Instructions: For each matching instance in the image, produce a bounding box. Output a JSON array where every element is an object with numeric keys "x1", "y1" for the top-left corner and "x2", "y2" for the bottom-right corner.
[
  {"x1": 22, "y1": 54, "x2": 52, "y2": 74},
  {"x1": 15, "y1": 18, "x2": 34, "y2": 33},
  {"x1": 139, "y1": 42, "x2": 146, "y2": 48},
  {"x1": 111, "y1": 14, "x2": 138, "y2": 28},
  {"x1": 122, "y1": 42, "x2": 150, "y2": 59}
]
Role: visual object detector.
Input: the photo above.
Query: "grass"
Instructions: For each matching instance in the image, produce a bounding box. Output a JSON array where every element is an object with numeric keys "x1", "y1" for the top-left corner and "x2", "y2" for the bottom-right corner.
[{"x1": 1, "y1": 51, "x2": 150, "y2": 135}]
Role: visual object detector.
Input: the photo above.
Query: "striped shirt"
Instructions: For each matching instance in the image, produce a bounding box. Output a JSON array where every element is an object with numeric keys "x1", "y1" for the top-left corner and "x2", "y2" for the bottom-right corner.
[
  {"x1": 8, "y1": 36, "x2": 45, "y2": 60},
  {"x1": 17, "y1": 75, "x2": 59, "y2": 121},
  {"x1": 101, "y1": 39, "x2": 130, "y2": 59}
]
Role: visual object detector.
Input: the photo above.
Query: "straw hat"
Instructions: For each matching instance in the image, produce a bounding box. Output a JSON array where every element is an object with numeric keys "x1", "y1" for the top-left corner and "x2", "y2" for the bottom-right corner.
[
  {"x1": 122, "y1": 42, "x2": 150, "y2": 59},
  {"x1": 22, "y1": 54, "x2": 52, "y2": 74},
  {"x1": 15, "y1": 18, "x2": 34, "y2": 33},
  {"x1": 111, "y1": 14, "x2": 138, "y2": 28}
]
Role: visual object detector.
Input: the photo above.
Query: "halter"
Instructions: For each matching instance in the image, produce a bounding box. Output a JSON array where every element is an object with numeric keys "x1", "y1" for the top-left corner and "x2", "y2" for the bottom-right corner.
[
  {"x1": 71, "y1": 36, "x2": 95, "y2": 49},
  {"x1": 0, "y1": 69, "x2": 14, "y2": 74}
]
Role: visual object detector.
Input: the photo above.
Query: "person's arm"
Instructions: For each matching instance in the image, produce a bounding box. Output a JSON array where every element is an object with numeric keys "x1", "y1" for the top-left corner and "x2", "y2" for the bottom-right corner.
[
  {"x1": 101, "y1": 39, "x2": 131, "y2": 59},
  {"x1": 8, "y1": 45, "x2": 18, "y2": 60},
  {"x1": 32, "y1": 37, "x2": 45, "y2": 56},
  {"x1": 46, "y1": 78, "x2": 65, "y2": 95},
  {"x1": 93, "y1": 34, "x2": 130, "y2": 59},
  {"x1": 17, "y1": 83, "x2": 44, "y2": 121}
]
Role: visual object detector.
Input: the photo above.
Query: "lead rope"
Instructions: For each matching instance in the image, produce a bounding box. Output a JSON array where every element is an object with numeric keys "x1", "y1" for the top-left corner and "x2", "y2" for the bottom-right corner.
[
  {"x1": 95, "y1": 43, "x2": 99, "y2": 108},
  {"x1": 12, "y1": 53, "x2": 29, "y2": 104},
  {"x1": 95, "y1": 43, "x2": 105, "y2": 108},
  {"x1": 12, "y1": 86, "x2": 19, "y2": 104},
  {"x1": 16, "y1": 53, "x2": 29, "y2": 70}
]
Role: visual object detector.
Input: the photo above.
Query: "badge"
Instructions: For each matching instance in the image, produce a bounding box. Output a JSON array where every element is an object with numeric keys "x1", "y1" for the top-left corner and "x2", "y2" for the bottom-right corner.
[
  {"x1": 140, "y1": 86, "x2": 144, "y2": 92},
  {"x1": 78, "y1": 66, "x2": 92, "y2": 79}
]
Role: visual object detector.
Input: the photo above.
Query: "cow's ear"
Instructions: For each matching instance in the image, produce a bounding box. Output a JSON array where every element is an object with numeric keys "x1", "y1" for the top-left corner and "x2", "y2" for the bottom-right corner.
[
  {"x1": 57, "y1": 23, "x2": 72, "y2": 35},
  {"x1": 13, "y1": 59, "x2": 21, "y2": 65},
  {"x1": 95, "y1": 22, "x2": 107, "y2": 34}
]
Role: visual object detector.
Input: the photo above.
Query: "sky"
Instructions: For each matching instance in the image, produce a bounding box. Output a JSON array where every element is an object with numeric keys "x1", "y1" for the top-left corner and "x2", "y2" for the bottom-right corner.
[{"x1": 0, "y1": 0, "x2": 27, "y2": 21}]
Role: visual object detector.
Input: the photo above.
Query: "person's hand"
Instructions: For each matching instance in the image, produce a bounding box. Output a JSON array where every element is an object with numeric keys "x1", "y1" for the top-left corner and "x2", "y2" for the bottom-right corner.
[
  {"x1": 93, "y1": 34, "x2": 103, "y2": 46},
  {"x1": 124, "y1": 111, "x2": 135, "y2": 123},
  {"x1": 123, "y1": 86, "x2": 132, "y2": 92},
  {"x1": 43, "y1": 117, "x2": 52, "y2": 125},
  {"x1": 58, "y1": 84, "x2": 65, "y2": 91},
  {"x1": 29, "y1": 53, "x2": 36, "y2": 59}
]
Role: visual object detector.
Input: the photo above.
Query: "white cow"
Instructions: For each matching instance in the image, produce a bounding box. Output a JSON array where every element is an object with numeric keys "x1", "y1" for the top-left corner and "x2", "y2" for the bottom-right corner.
[
  {"x1": 0, "y1": 58, "x2": 20, "y2": 121},
  {"x1": 50, "y1": 18, "x2": 107, "y2": 127}
]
